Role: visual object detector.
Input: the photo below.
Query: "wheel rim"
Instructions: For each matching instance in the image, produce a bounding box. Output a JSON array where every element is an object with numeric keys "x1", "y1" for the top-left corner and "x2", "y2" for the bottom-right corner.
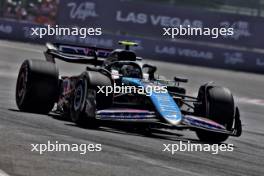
[
  {"x1": 17, "y1": 66, "x2": 28, "y2": 105},
  {"x1": 74, "y1": 84, "x2": 83, "y2": 111}
]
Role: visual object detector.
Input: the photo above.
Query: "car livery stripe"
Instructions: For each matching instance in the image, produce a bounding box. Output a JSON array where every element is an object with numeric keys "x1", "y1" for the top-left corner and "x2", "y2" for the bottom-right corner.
[
  {"x1": 183, "y1": 115, "x2": 226, "y2": 130},
  {"x1": 96, "y1": 108, "x2": 156, "y2": 120},
  {"x1": 122, "y1": 77, "x2": 182, "y2": 125}
]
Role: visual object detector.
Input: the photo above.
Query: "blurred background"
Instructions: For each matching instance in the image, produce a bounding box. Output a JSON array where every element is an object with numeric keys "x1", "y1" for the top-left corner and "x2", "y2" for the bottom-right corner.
[
  {"x1": 133, "y1": 0, "x2": 264, "y2": 17},
  {"x1": 0, "y1": 0, "x2": 58, "y2": 24},
  {"x1": 2, "y1": 0, "x2": 264, "y2": 19},
  {"x1": 0, "y1": 0, "x2": 263, "y2": 73}
]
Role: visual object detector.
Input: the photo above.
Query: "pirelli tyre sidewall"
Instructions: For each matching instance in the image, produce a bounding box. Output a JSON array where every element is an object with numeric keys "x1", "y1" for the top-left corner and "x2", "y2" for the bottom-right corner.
[
  {"x1": 16, "y1": 59, "x2": 59, "y2": 114},
  {"x1": 16, "y1": 61, "x2": 28, "y2": 107},
  {"x1": 70, "y1": 76, "x2": 97, "y2": 124}
]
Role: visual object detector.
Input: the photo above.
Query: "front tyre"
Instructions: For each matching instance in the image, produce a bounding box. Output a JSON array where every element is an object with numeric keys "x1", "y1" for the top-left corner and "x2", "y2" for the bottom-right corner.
[
  {"x1": 70, "y1": 77, "x2": 98, "y2": 128},
  {"x1": 70, "y1": 71, "x2": 113, "y2": 128},
  {"x1": 195, "y1": 85, "x2": 235, "y2": 143}
]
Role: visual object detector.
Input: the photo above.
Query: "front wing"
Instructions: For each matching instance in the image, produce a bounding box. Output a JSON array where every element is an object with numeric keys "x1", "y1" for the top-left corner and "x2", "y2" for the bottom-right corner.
[{"x1": 95, "y1": 108, "x2": 236, "y2": 136}]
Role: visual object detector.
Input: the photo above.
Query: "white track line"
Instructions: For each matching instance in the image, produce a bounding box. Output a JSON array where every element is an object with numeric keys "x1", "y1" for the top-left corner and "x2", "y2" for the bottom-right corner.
[
  {"x1": 237, "y1": 97, "x2": 264, "y2": 106},
  {"x1": 0, "y1": 170, "x2": 10, "y2": 176}
]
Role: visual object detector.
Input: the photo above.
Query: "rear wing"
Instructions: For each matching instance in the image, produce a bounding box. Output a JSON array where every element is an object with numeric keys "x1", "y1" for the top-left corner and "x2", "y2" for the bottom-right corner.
[{"x1": 44, "y1": 43, "x2": 113, "y2": 65}]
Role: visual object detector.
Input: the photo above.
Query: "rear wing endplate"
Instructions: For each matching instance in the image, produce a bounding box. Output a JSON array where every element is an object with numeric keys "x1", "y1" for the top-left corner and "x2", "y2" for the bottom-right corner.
[{"x1": 44, "y1": 43, "x2": 113, "y2": 65}]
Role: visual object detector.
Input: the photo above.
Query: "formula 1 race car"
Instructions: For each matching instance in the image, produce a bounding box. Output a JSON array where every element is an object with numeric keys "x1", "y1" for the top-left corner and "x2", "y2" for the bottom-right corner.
[{"x1": 15, "y1": 41, "x2": 242, "y2": 143}]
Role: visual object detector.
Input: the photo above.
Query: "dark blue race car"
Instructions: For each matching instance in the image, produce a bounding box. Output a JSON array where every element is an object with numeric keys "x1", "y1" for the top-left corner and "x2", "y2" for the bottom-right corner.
[{"x1": 16, "y1": 41, "x2": 242, "y2": 143}]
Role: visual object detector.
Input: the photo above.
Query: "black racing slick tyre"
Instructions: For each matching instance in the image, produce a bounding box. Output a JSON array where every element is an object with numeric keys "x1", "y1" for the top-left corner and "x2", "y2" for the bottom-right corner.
[
  {"x1": 16, "y1": 59, "x2": 59, "y2": 114},
  {"x1": 195, "y1": 85, "x2": 235, "y2": 143},
  {"x1": 70, "y1": 71, "x2": 113, "y2": 128}
]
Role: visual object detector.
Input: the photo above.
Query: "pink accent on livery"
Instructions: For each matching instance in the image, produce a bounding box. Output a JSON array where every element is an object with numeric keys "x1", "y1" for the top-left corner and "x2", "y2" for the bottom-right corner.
[
  {"x1": 184, "y1": 115, "x2": 225, "y2": 129},
  {"x1": 97, "y1": 108, "x2": 154, "y2": 113}
]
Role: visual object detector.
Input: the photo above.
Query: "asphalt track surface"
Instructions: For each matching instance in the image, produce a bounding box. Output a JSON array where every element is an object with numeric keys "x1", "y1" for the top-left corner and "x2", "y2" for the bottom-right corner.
[{"x1": 0, "y1": 40, "x2": 263, "y2": 176}]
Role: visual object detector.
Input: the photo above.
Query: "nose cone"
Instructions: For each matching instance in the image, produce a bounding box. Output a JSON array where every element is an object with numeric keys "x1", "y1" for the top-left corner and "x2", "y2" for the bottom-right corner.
[{"x1": 164, "y1": 114, "x2": 182, "y2": 126}]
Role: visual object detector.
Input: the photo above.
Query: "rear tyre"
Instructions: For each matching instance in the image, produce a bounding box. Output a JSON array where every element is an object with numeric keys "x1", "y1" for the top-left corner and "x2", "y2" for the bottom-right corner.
[
  {"x1": 16, "y1": 59, "x2": 59, "y2": 114},
  {"x1": 70, "y1": 71, "x2": 113, "y2": 128},
  {"x1": 195, "y1": 85, "x2": 235, "y2": 143}
]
